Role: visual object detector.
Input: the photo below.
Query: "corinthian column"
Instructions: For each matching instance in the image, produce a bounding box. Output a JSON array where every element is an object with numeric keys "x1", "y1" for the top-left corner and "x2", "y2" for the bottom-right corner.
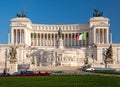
[
  {"x1": 16, "y1": 29, "x2": 18, "y2": 44},
  {"x1": 8, "y1": 29, "x2": 10, "y2": 44},
  {"x1": 102, "y1": 29, "x2": 104, "y2": 44},
  {"x1": 94, "y1": 29, "x2": 96, "y2": 44},
  {"x1": 110, "y1": 29, "x2": 112, "y2": 44},
  {"x1": 11, "y1": 29, "x2": 14, "y2": 44}
]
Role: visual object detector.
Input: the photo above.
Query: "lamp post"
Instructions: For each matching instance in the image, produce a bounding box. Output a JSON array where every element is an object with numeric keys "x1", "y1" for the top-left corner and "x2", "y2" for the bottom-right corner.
[
  {"x1": 91, "y1": 53, "x2": 94, "y2": 67},
  {"x1": 4, "y1": 49, "x2": 8, "y2": 75},
  {"x1": 92, "y1": 43, "x2": 97, "y2": 67}
]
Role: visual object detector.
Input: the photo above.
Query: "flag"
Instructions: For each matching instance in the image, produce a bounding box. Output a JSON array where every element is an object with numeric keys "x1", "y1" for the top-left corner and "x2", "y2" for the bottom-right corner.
[
  {"x1": 76, "y1": 33, "x2": 81, "y2": 40},
  {"x1": 31, "y1": 33, "x2": 34, "y2": 46},
  {"x1": 82, "y1": 32, "x2": 86, "y2": 40},
  {"x1": 76, "y1": 32, "x2": 86, "y2": 40}
]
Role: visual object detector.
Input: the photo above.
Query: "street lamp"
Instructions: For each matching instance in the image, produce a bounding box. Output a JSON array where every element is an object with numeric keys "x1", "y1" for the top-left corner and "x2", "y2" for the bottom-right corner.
[{"x1": 3, "y1": 49, "x2": 8, "y2": 76}]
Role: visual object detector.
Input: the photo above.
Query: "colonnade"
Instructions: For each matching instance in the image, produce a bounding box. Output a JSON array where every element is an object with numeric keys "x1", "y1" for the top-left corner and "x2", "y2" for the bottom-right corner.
[
  {"x1": 11, "y1": 28, "x2": 108, "y2": 46},
  {"x1": 11, "y1": 29, "x2": 24, "y2": 44},
  {"x1": 94, "y1": 29, "x2": 108, "y2": 44},
  {"x1": 31, "y1": 32, "x2": 89, "y2": 47}
]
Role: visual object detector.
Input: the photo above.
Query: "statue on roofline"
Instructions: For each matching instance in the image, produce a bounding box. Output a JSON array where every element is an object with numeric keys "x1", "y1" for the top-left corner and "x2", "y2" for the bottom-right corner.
[
  {"x1": 16, "y1": 10, "x2": 26, "y2": 17},
  {"x1": 93, "y1": 9, "x2": 103, "y2": 17}
]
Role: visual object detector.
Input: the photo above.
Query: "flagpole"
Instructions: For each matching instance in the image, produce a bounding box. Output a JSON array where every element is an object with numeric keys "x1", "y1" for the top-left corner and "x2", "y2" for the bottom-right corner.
[{"x1": 86, "y1": 32, "x2": 88, "y2": 47}]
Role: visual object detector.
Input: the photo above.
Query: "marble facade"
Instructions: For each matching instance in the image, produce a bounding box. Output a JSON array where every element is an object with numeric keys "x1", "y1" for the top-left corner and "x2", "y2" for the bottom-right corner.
[{"x1": 0, "y1": 16, "x2": 120, "y2": 73}]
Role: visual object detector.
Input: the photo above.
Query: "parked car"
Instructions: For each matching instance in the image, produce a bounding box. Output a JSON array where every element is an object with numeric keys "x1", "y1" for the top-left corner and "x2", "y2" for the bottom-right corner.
[
  {"x1": 12, "y1": 70, "x2": 50, "y2": 76},
  {"x1": 78, "y1": 65, "x2": 91, "y2": 72},
  {"x1": 36, "y1": 71, "x2": 51, "y2": 76},
  {"x1": 85, "y1": 67, "x2": 95, "y2": 71},
  {"x1": 12, "y1": 70, "x2": 34, "y2": 76},
  {"x1": 85, "y1": 67, "x2": 116, "y2": 72},
  {"x1": 12, "y1": 72, "x2": 21, "y2": 75},
  {"x1": 51, "y1": 71, "x2": 64, "y2": 75}
]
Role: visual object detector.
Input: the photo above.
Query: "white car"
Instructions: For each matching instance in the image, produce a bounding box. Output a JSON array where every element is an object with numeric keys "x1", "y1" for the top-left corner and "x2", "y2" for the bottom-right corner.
[
  {"x1": 86, "y1": 67, "x2": 116, "y2": 72},
  {"x1": 86, "y1": 67, "x2": 95, "y2": 71}
]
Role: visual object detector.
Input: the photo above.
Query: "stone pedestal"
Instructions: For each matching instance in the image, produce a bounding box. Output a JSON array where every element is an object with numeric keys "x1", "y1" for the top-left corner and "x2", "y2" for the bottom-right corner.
[
  {"x1": 58, "y1": 39, "x2": 63, "y2": 49},
  {"x1": 30, "y1": 64, "x2": 34, "y2": 70},
  {"x1": 52, "y1": 62, "x2": 57, "y2": 66},
  {"x1": 52, "y1": 52, "x2": 57, "y2": 66},
  {"x1": 107, "y1": 64, "x2": 113, "y2": 68},
  {"x1": 9, "y1": 59, "x2": 18, "y2": 73}
]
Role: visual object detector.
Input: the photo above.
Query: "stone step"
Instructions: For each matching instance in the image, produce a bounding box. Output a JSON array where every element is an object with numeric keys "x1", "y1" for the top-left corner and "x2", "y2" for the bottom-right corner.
[{"x1": 32, "y1": 66, "x2": 81, "y2": 72}]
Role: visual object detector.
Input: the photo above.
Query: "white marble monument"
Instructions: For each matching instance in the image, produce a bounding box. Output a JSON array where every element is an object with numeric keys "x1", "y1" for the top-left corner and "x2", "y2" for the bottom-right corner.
[{"x1": 0, "y1": 11, "x2": 120, "y2": 73}]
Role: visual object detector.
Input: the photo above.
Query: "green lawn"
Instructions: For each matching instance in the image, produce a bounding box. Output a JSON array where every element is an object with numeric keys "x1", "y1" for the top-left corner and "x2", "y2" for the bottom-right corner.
[{"x1": 0, "y1": 75, "x2": 120, "y2": 87}]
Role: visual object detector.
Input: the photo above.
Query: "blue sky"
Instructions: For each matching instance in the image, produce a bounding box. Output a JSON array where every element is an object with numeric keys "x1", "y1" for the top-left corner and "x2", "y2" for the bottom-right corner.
[{"x1": 0, "y1": 0, "x2": 120, "y2": 44}]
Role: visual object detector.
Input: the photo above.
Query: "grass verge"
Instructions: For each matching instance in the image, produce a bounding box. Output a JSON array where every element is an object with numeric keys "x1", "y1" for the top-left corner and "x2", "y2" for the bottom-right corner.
[{"x1": 0, "y1": 75, "x2": 120, "y2": 87}]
